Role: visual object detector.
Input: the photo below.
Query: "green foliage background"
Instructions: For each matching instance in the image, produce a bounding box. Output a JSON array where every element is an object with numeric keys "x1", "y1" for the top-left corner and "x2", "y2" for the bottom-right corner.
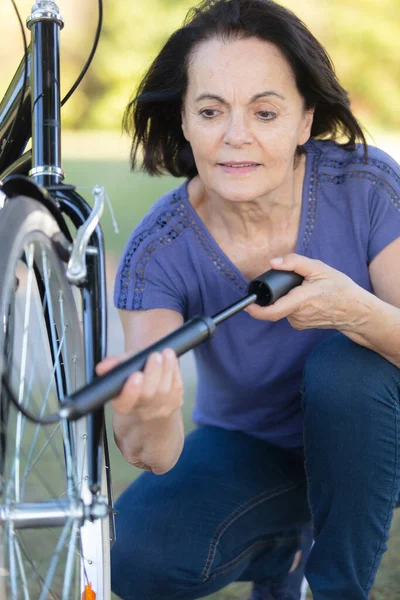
[{"x1": 1, "y1": 0, "x2": 400, "y2": 133}]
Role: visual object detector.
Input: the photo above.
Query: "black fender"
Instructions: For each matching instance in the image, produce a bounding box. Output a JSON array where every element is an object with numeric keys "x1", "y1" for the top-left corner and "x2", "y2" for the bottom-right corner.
[{"x1": 2, "y1": 174, "x2": 72, "y2": 242}]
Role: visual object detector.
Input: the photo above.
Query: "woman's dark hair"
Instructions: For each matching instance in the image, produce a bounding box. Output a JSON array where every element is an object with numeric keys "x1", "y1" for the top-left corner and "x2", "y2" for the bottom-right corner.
[{"x1": 123, "y1": 0, "x2": 367, "y2": 177}]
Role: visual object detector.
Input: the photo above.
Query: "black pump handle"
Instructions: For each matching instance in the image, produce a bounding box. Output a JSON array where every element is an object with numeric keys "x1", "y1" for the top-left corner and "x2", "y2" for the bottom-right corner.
[{"x1": 248, "y1": 269, "x2": 304, "y2": 306}]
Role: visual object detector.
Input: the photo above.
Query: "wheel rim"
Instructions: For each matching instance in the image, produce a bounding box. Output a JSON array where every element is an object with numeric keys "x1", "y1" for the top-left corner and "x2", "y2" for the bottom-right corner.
[{"x1": 0, "y1": 234, "x2": 90, "y2": 600}]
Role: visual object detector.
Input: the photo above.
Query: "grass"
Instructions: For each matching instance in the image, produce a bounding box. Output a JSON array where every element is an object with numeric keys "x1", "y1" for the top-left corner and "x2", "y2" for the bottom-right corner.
[
  {"x1": 63, "y1": 158, "x2": 185, "y2": 257},
  {"x1": 62, "y1": 156, "x2": 400, "y2": 599}
]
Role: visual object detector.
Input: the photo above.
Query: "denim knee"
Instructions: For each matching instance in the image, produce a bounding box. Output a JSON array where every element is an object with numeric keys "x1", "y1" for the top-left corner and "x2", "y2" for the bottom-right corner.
[{"x1": 301, "y1": 332, "x2": 400, "y2": 415}]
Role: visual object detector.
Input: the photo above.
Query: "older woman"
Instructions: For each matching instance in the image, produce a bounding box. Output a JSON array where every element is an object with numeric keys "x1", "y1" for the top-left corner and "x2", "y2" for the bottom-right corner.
[{"x1": 99, "y1": 0, "x2": 400, "y2": 598}]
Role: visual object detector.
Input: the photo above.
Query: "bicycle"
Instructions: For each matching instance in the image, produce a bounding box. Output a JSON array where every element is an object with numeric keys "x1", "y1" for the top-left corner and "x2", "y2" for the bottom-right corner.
[
  {"x1": 0, "y1": 1, "x2": 303, "y2": 599},
  {"x1": 0, "y1": 0, "x2": 113, "y2": 597}
]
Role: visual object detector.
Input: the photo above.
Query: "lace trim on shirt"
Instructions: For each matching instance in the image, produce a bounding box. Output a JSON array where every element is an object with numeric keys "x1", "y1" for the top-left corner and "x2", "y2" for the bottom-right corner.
[
  {"x1": 117, "y1": 193, "x2": 187, "y2": 309},
  {"x1": 318, "y1": 170, "x2": 400, "y2": 211},
  {"x1": 301, "y1": 151, "x2": 319, "y2": 254},
  {"x1": 320, "y1": 156, "x2": 400, "y2": 187}
]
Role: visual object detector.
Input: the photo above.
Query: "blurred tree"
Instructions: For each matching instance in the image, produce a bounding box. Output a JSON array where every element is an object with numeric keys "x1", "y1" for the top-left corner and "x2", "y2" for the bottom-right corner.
[
  {"x1": 72, "y1": 0, "x2": 195, "y2": 129},
  {"x1": 323, "y1": 0, "x2": 400, "y2": 129},
  {"x1": 1, "y1": 0, "x2": 399, "y2": 131}
]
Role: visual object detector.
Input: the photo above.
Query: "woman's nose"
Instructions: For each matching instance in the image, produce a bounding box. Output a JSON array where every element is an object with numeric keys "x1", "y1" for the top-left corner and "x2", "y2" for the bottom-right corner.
[{"x1": 223, "y1": 113, "x2": 253, "y2": 147}]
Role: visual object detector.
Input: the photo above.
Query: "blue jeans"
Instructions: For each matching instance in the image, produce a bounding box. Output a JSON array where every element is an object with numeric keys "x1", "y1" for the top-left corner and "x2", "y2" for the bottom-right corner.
[{"x1": 111, "y1": 333, "x2": 400, "y2": 599}]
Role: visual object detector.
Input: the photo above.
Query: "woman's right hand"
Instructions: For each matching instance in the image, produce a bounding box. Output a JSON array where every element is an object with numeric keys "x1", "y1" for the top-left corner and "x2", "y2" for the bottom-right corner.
[
  {"x1": 96, "y1": 347, "x2": 184, "y2": 420},
  {"x1": 96, "y1": 348, "x2": 185, "y2": 474}
]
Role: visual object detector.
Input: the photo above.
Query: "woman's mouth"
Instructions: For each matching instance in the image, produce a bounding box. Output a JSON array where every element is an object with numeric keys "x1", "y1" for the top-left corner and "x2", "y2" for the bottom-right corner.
[{"x1": 218, "y1": 162, "x2": 261, "y2": 174}]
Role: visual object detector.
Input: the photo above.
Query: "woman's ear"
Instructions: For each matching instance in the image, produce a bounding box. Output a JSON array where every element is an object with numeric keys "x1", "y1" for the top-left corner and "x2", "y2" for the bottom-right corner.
[
  {"x1": 299, "y1": 106, "x2": 315, "y2": 145},
  {"x1": 181, "y1": 110, "x2": 189, "y2": 142}
]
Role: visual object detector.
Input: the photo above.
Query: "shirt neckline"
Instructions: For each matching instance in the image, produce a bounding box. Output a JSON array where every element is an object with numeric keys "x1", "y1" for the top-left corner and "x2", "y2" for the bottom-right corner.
[{"x1": 179, "y1": 144, "x2": 314, "y2": 287}]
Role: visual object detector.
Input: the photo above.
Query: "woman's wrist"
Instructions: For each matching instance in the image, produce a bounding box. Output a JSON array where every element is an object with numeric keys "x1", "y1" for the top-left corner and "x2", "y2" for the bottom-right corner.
[
  {"x1": 338, "y1": 288, "x2": 400, "y2": 368},
  {"x1": 335, "y1": 285, "x2": 374, "y2": 332}
]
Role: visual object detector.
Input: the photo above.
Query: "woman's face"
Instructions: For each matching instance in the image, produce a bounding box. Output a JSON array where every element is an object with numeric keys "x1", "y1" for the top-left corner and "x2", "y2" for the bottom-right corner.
[{"x1": 181, "y1": 36, "x2": 314, "y2": 204}]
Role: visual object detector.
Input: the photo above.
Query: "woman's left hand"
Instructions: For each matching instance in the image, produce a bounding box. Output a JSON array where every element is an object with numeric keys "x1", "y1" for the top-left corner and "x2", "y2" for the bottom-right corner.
[{"x1": 245, "y1": 253, "x2": 368, "y2": 331}]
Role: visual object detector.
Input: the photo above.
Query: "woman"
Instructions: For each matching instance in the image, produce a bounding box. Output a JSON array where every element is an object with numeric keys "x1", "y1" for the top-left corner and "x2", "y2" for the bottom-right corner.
[{"x1": 99, "y1": 1, "x2": 400, "y2": 598}]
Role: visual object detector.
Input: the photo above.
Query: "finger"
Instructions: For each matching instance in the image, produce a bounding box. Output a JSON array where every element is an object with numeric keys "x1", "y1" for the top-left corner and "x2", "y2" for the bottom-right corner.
[
  {"x1": 142, "y1": 352, "x2": 163, "y2": 399},
  {"x1": 111, "y1": 371, "x2": 144, "y2": 414},
  {"x1": 95, "y1": 349, "x2": 135, "y2": 376},
  {"x1": 95, "y1": 355, "x2": 121, "y2": 376},
  {"x1": 245, "y1": 287, "x2": 304, "y2": 321},
  {"x1": 111, "y1": 370, "x2": 144, "y2": 414},
  {"x1": 158, "y1": 348, "x2": 177, "y2": 394},
  {"x1": 172, "y1": 357, "x2": 184, "y2": 394},
  {"x1": 270, "y1": 253, "x2": 325, "y2": 279}
]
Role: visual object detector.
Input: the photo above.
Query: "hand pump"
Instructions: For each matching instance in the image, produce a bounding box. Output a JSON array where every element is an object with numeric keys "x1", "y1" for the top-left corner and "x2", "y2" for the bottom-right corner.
[{"x1": 61, "y1": 269, "x2": 303, "y2": 420}]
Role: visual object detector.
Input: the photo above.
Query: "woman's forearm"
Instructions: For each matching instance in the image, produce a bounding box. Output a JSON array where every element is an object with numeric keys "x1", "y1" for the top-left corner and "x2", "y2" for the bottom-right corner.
[
  {"x1": 112, "y1": 408, "x2": 185, "y2": 475},
  {"x1": 339, "y1": 288, "x2": 400, "y2": 369}
]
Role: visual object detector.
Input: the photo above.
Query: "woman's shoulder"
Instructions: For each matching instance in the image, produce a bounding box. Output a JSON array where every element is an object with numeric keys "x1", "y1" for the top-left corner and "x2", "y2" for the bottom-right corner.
[
  {"x1": 124, "y1": 180, "x2": 193, "y2": 253},
  {"x1": 115, "y1": 180, "x2": 193, "y2": 313},
  {"x1": 305, "y1": 138, "x2": 400, "y2": 185},
  {"x1": 135, "y1": 180, "x2": 187, "y2": 229}
]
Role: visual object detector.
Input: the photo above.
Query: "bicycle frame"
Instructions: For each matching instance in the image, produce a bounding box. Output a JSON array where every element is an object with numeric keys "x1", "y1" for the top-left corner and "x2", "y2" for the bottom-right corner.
[
  {"x1": 0, "y1": 50, "x2": 31, "y2": 175},
  {"x1": 0, "y1": 0, "x2": 113, "y2": 533}
]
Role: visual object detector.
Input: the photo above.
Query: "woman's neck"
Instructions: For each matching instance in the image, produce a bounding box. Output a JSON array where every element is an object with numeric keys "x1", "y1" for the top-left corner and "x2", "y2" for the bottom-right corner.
[{"x1": 188, "y1": 153, "x2": 306, "y2": 244}]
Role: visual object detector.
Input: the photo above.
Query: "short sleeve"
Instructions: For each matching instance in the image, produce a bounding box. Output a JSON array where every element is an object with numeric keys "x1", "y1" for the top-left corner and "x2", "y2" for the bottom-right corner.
[
  {"x1": 114, "y1": 224, "x2": 187, "y2": 316},
  {"x1": 367, "y1": 160, "x2": 400, "y2": 264}
]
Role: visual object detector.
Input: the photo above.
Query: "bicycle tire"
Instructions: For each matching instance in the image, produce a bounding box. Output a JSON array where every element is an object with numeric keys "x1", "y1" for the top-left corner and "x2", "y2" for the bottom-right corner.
[{"x1": 0, "y1": 196, "x2": 110, "y2": 600}]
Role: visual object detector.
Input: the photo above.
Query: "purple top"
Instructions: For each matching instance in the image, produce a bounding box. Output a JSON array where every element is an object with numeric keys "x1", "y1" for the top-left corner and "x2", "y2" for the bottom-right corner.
[{"x1": 114, "y1": 139, "x2": 400, "y2": 448}]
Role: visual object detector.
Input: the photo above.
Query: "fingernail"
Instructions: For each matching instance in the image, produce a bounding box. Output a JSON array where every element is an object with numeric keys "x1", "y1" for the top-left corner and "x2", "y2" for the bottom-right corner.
[
  {"x1": 271, "y1": 257, "x2": 283, "y2": 264},
  {"x1": 153, "y1": 353, "x2": 162, "y2": 363}
]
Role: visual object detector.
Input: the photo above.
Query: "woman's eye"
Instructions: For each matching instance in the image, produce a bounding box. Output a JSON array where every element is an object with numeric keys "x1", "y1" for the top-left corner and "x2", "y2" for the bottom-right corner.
[
  {"x1": 257, "y1": 111, "x2": 276, "y2": 121},
  {"x1": 199, "y1": 109, "x2": 218, "y2": 119}
]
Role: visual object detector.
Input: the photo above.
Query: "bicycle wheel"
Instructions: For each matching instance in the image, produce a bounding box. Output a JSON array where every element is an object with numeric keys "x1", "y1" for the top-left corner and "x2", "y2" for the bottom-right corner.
[{"x1": 0, "y1": 196, "x2": 110, "y2": 599}]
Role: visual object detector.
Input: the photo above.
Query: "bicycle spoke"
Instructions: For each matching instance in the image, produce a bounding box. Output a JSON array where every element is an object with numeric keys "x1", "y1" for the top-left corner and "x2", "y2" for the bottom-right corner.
[
  {"x1": 10, "y1": 439, "x2": 75, "y2": 510},
  {"x1": 12, "y1": 535, "x2": 29, "y2": 600},
  {"x1": 42, "y1": 248, "x2": 65, "y2": 402},
  {"x1": 7, "y1": 523, "x2": 17, "y2": 600},
  {"x1": 59, "y1": 290, "x2": 79, "y2": 498},
  {"x1": 4, "y1": 300, "x2": 62, "y2": 500},
  {"x1": 21, "y1": 422, "x2": 61, "y2": 483},
  {"x1": 38, "y1": 518, "x2": 72, "y2": 600},
  {"x1": 18, "y1": 285, "x2": 48, "y2": 426},
  {"x1": 78, "y1": 434, "x2": 90, "y2": 588},
  {"x1": 21, "y1": 335, "x2": 65, "y2": 491},
  {"x1": 42, "y1": 249, "x2": 81, "y2": 499},
  {"x1": 58, "y1": 431, "x2": 87, "y2": 500},
  {"x1": 58, "y1": 291, "x2": 71, "y2": 395},
  {"x1": 46, "y1": 525, "x2": 88, "y2": 563},
  {"x1": 62, "y1": 519, "x2": 79, "y2": 600},
  {"x1": 6, "y1": 255, "x2": 65, "y2": 501},
  {"x1": 79, "y1": 432, "x2": 88, "y2": 497},
  {"x1": 20, "y1": 281, "x2": 68, "y2": 487},
  {"x1": 17, "y1": 272, "x2": 62, "y2": 458},
  {"x1": 14, "y1": 244, "x2": 35, "y2": 503},
  {"x1": 12, "y1": 333, "x2": 65, "y2": 501}
]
